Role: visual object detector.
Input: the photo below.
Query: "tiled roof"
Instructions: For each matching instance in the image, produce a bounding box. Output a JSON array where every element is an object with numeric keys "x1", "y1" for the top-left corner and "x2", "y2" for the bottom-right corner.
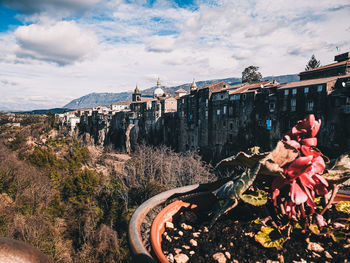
[
  {"x1": 202, "y1": 81, "x2": 230, "y2": 90},
  {"x1": 277, "y1": 75, "x2": 344, "y2": 89},
  {"x1": 228, "y1": 81, "x2": 278, "y2": 94},
  {"x1": 112, "y1": 101, "x2": 132, "y2": 105},
  {"x1": 300, "y1": 59, "x2": 350, "y2": 74},
  {"x1": 175, "y1": 88, "x2": 187, "y2": 93}
]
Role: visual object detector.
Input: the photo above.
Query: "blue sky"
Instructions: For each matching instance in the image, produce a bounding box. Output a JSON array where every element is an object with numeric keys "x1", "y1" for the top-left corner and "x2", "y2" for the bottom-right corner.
[{"x1": 0, "y1": 0, "x2": 349, "y2": 110}]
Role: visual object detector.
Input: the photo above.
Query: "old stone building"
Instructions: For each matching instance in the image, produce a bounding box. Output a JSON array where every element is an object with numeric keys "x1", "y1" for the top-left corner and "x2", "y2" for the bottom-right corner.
[{"x1": 69, "y1": 52, "x2": 350, "y2": 162}]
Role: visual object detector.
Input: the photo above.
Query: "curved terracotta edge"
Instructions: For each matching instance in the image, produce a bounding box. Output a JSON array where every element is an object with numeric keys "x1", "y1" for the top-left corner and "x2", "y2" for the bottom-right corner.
[
  {"x1": 128, "y1": 184, "x2": 199, "y2": 262},
  {"x1": 151, "y1": 200, "x2": 191, "y2": 263}
]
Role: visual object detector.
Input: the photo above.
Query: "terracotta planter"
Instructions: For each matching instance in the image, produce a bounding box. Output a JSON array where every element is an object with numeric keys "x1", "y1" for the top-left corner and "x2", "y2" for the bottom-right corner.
[{"x1": 128, "y1": 184, "x2": 350, "y2": 263}]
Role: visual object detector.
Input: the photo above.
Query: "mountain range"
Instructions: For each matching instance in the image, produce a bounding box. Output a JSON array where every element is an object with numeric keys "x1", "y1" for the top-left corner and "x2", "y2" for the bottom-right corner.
[{"x1": 61, "y1": 74, "x2": 298, "y2": 110}]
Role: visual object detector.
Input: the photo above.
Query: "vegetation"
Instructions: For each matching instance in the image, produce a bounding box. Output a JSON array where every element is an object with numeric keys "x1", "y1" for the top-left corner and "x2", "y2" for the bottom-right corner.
[
  {"x1": 305, "y1": 54, "x2": 321, "y2": 71},
  {"x1": 212, "y1": 114, "x2": 350, "y2": 249},
  {"x1": 0, "y1": 114, "x2": 213, "y2": 262},
  {"x1": 242, "y1": 65, "x2": 263, "y2": 83}
]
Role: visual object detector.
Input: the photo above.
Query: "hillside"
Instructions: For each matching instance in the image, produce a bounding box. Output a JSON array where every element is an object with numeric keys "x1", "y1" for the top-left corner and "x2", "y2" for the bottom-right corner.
[
  {"x1": 0, "y1": 113, "x2": 212, "y2": 262},
  {"x1": 63, "y1": 74, "x2": 299, "y2": 109}
]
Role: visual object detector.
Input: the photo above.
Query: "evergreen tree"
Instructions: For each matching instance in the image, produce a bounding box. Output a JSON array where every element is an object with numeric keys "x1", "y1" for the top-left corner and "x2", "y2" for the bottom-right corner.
[
  {"x1": 305, "y1": 54, "x2": 321, "y2": 71},
  {"x1": 242, "y1": 66, "x2": 262, "y2": 83}
]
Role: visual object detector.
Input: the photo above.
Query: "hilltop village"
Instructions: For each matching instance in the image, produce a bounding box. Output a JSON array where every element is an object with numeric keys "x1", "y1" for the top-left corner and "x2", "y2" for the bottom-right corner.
[{"x1": 58, "y1": 52, "x2": 350, "y2": 161}]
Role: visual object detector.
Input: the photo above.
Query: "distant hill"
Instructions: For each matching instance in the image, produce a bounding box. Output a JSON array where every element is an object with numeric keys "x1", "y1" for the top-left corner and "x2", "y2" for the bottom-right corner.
[
  {"x1": 63, "y1": 74, "x2": 299, "y2": 109},
  {"x1": 18, "y1": 108, "x2": 74, "y2": 115}
]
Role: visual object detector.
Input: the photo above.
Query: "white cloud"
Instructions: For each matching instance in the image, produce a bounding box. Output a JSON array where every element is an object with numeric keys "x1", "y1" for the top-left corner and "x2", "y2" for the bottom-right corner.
[
  {"x1": 0, "y1": 0, "x2": 350, "y2": 110},
  {"x1": 14, "y1": 21, "x2": 98, "y2": 65},
  {"x1": 145, "y1": 35, "x2": 176, "y2": 52}
]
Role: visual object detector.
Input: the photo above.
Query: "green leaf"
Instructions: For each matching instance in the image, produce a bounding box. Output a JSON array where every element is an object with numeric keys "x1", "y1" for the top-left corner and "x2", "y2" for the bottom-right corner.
[
  {"x1": 336, "y1": 201, "x2": 350, "y2": 214},
  {"x1": 254, "y1": 217, "x2": 263, "y2": 224},
  {"x1": 309, "y1": 224, "x2": 320, "y2": 235},
  {"x1": 241, "y1": 190, "x2": 268, "y2": 206},
  {"x1": 255, "y1": 226, "x2": 287, "y2": 248},
  {"x1": 331, "y1": 231, "x2": 346, "y2": 242}
]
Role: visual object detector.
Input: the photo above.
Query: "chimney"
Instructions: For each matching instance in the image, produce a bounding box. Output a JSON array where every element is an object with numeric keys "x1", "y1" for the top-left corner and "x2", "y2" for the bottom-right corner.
[{"x1": 334, "y1": 52, "x2": 350, "y2": 62}]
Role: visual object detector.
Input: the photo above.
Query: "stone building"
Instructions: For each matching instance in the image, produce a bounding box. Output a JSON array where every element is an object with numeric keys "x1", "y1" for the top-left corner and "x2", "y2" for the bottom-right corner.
[{"x1": 71, "y1": 51, "x2": 350, "y2": 162}]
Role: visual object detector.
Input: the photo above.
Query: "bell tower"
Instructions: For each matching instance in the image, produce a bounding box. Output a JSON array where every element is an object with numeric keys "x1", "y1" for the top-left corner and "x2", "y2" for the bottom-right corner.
[{"x1": 132, "y1": 85, "x2": 141, "y2": 102}]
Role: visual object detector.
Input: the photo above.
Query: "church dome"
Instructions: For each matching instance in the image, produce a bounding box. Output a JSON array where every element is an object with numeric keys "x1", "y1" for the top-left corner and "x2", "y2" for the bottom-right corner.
[{"x1": 154, "y1": 78, "x2": 164, "y2": 97}]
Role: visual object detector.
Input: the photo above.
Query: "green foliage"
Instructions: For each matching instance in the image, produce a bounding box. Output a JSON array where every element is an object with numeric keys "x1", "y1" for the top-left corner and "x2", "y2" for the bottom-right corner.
[
  {"x1": 63, "y1": 168, "x2": 100, "y2": 208},
  {"x1": 46, "y1": 194, "x2": 66, "y2": 218},
  {"x1": 241, "y1": 190, "x2": 268, "y2": 206},
  {"x1": 242, "y1": 65, "x2": 262, "y2": 83},
  {"x1": 305, "y1": 54, "x2": 321, "y2": 71},
  {"x1": 28, "y1": 147, "x2": 59, "y2": 168},
  {"x1": 336, "y1": 201, "x2": 350, "y2": 214},
  {"x1": 255, "y1": 226, "x2": 287, "y2": 248}
]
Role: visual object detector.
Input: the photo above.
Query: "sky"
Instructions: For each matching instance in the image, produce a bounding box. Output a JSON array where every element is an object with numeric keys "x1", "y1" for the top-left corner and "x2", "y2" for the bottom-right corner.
[{"x1": 0, "y1": 0, "x2": 349, "y2": 110}]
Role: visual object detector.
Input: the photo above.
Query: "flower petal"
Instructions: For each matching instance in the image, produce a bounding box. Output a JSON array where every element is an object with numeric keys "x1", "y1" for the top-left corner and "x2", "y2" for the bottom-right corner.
[
  {"x1": 291, "y1": 181, "x2": 308, "y2": 205},
  {"x1": 300, "y1": 138, "x2": 317, "y2": 147},
  {"x1": 301, "y1": 145, "x2": 322, "y2": 157},
  {"x1": 312, "y1": 156, "x2": 326, "y2": 174}
]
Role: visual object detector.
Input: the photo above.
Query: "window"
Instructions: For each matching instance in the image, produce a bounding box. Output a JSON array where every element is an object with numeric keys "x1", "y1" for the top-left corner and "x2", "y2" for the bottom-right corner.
[
  {"x1": 304, "y1": 87, "x2": 309, "y2": 93},
  {"x1": 223, "y1": 121, "x2": 226, "y2": 127},
  {"x1": 229, "y1": 134, "x2": 233, "y2": 142},
  {"x1": 269, "y1": 102, "x2": 275, "y2": 112},
  {"x1": 242, "y1": 94, "x2": 247, "y2": 100},
  {"x1": 223, "y1": 106, "x2": 227, "y2": 114},
  {"x1": 221, "y1": 94, "x2": 224, "y2": 100},
  {"x1": 230, "y1": 122, "x2": 233, "y2": 130},
  {"x1": 205, "y1": 99, "x2": 208, "y2": 107},
  {"x1": 205, "y1": 110, "x2": 208, "y2": 119},
  {"x1": 182, "y1": 98, "x2": 184, "y2": 103},
  {"x1": 291, "y1": 98, "x2": 296, "y2": 111},
  {"x1": 284, "y1": 89, "x2": 289, "y2": 96},
  {"x1": 317, "y1": 85, "x2": 323, "y2": 92},
  {"x1": 306, "y1": 100, "x2": 314, "y2": 111},
  {"x1": 217, "y1": 109, "x2": 221, "y2": 115},
  {"x1": 292, "y1": 89, "x2": 297, "y2": 95}
]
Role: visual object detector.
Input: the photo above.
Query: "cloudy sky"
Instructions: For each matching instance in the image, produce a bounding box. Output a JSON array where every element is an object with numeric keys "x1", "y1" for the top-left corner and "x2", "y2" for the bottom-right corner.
[{"x1": 0, "y1": 0, "x2": 349, "y2": 110}]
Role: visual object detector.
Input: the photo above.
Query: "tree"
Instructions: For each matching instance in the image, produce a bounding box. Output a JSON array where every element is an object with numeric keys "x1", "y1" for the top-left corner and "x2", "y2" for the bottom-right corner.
[
  {"x1": 242, "y1": 66, "x2": 262, "y2": 83},
  {"x1": 305, "y1": 54, "x2": 321, "y2": 71}
]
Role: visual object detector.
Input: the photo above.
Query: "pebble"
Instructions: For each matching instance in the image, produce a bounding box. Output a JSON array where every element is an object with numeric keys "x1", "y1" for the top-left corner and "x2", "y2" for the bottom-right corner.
[
  {"x1": 203, "y1": 226, "x2": 209, "y2": 232},
  {"x1": 292, "y1": 259, "x2": 307, "y2": 263},
  {"x1": 212, "y1": 252, "x2": 226, "y2": 263},
  {"x1": 166, "y1": 235, "x2": 172, "y2": 242},
  {"x1": 224, "y1": 251, "x2": 231, "y2": 259},
  {"x1": 166, "y1": 222, "x2": 174, "y2": 229},
  {"x1": 182, "y1": 245, "x2": 190, "y2": 250},
  {"x1": 307, "y1": 242, "x2": 324, "y2": 252},
  {"x1": 229, "y1": 242, "x2": 234, "y2": 247},
  {"x1": 189, "y1": 251, "x2": 195, "y2": 255},
  {"x1": 193, "y1": 232, "x2": 200, "y2": 238},
  {"x1": 244, "y1": 232, "x2": 254, "y2": 237},
  {"x1": 174, "y1": 253, "x2": 189, "y2": 263},
  {"x1": 324, "y1": 251, "x2": 332, "y2": 259},
  {"x1": 190, "y1": 239, "x2": 198, "y2": 247},
  {"x1": 174, "y1": 248, "x2": 182, "y2": 254},
  {"x1": 178, "y1": 231, "x2": 183, "y2": 236},
  {"x1": 181, "y1": 223, "x2": 192, "y2": 230},
  {"x1": 232, "y1": 260, "x2": 239, "y2": 263},
  {"x1": 266, "y1": 260, "x2": 279, "y2": 263},
  {"x1": 167, "y1": 253, "x2": 174, "y2": 263}
]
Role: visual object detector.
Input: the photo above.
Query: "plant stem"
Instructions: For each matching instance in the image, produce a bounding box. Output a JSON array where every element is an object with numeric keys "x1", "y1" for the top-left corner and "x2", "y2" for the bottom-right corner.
[{"x1": 320, "y1": 184, "x2": 339, "y2": 215}]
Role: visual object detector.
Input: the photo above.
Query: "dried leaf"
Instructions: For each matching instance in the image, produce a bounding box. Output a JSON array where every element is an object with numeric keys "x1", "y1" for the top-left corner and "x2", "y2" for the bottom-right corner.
[
  {"x1": 241, "y1": 190, "x2": 268, "y2": 206},
  {"x1": 216, "y1": 151, "x2": 268, "y2": 169},
  {"x1": 323, "y1": 154, "x2": 350, "y2": 185},
  {"x1": 255, "y1": 226, "x2": 287, "y2": 248},
  {"x1": 336, "y1": 201, "x2": 350, "y2": 214}
]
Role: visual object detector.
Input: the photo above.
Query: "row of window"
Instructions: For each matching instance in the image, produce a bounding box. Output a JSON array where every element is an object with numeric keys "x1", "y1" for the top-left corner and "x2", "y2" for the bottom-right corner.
[{"x1": 284, "y1": 85, "x2": 323, "y2": 96}]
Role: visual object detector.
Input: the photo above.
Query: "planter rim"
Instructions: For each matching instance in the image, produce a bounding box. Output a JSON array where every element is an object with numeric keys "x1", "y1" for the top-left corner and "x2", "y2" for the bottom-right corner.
[
  {"x1": 128, "y1": 184, "x2": 199, "y2": 262},
  {"x1": 128, "y1": 183, "x2": 350, "y2": 262}
]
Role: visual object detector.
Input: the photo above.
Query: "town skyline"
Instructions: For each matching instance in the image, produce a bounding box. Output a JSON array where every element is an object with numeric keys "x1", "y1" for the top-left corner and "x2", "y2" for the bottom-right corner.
[{"x1": 0, "y1": 0, "x2": 349, "y2": 110}]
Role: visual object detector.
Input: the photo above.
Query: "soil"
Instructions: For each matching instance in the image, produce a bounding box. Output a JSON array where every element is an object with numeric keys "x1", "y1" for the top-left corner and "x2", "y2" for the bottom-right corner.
[{"x1": 161, "y1": 203, "x2": 350, "y2": 263}]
